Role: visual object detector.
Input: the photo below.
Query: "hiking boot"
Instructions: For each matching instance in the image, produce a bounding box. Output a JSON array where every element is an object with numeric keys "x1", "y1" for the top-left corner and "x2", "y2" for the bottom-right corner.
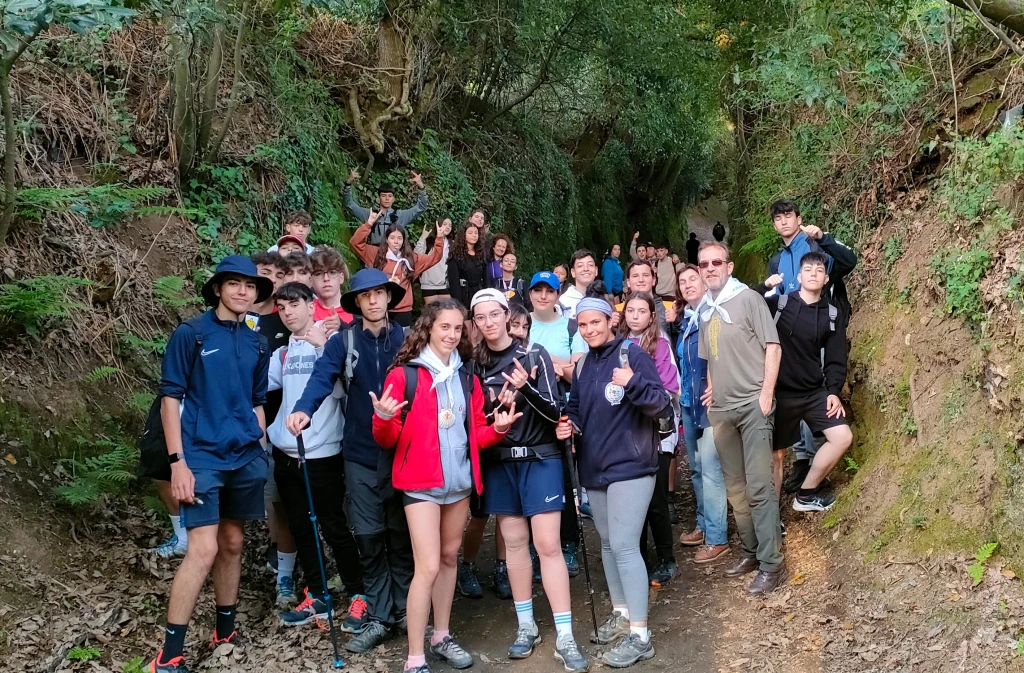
[
  {"x1": 601, "y1": 632, "x2": 654, "y2": 668},
  {"x1": 793, "y1": 489, "x2": 836, "y2": 512},
  {"x1": 428, "y1": 635, "x2": 473, "y2": 669},
  {"x1": 493, "y1": 561, "x2": 513, "y2": 600},
  {"x1": 554, "y1": 635, "x2": 590, "y2": 672},
  {"x1": 457, "y1": 563, "x2": 483, "y2": 599},
  {"x1": 341, "y1": 594, "x2": 369, "y2": 634},
  {"x1": 679, "y1": 529, "x2": 704, "y2": 546},
  {"x1": 148, "y1": 651, "x2": 188, "y2": 673},
  {"x1": 279, "y1": 590, "x2": 329, "y2": 627},
  {"x1": 668, "y1": 501, "x2": 678, "y2": 525},
  {"x1": 154, "y1": 534, "x2": 188, "y2": 559},
  {"x1": 562, "y1": 542, "x2": 580, "y2": 578},
  {"x1": 345, "y1": 620, "x2": 390, "y2": 653},
  {"x1": 649, "y1": 560, "x2": 678, "y2": 586},
  {"x1": 590, "y1": 611, "x2": 629, "y2": 645},
  {"x1": 508, "y1": 624, "x2": 541, "y2": 659},
  {"x1": 209, "y1": 629, "x2": 238, "y2": 649},
  {"x1": 276, "y1": 576, "x2": 297, "y2": 607},
  {"x1": 747, "y1": 566, "x2": 789, "y2": 596},
  {"x1": 724, "y1": 556, "x2": 758, "y2": 578},
  {"x1": 693, "y1": 544, "x2": 730, "y2": 564},
  {"x1": 265, "y1": 543, "x2": 278, "y2": 573},
  {"x1": 783, "y1": 459, "x2": 811, "y2": 494}
]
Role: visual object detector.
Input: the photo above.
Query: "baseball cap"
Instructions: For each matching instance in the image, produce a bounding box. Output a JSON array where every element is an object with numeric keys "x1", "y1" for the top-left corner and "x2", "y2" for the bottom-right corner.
[
  {"x1": 530, "y1": 271, "x2": 559, "y2": 291},
  {"x1": 276, "y1": 234, "x2": 306, "y2": 249},
  {"x1": 470, "y1": 288, "x2": 509, "y2": 311}
]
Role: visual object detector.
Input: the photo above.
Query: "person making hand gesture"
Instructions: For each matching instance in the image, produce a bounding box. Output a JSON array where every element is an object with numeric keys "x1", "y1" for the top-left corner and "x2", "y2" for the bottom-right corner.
[{"x1": 344, "y1": 168, "x2": 430, "y2": 246}]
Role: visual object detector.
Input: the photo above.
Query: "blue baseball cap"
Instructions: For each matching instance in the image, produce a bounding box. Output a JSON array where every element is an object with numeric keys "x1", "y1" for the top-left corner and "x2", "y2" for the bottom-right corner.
[{"x1": 530, "y1": 271, "x2": 559, "y2": 291}]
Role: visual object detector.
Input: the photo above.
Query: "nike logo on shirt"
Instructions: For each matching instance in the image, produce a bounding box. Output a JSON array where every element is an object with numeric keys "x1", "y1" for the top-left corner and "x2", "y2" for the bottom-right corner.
[{"x1": 200, "y1": 349, "x2": 220, "y2": 357}]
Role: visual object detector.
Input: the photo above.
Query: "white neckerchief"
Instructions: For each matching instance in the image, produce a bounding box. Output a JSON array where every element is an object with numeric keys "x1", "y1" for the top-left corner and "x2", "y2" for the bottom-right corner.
[
  {"x1": 701, "y1": 277, "x2": 747, "y2": 324},
  {"x1": 386, "y1": 248, "x2": 413, "y2": 280},
  {"x1": 417, "y1": 345, "x2": 462, "y2": 390},
  {"x1": 682, "y1": 297, "x2": 706, "y2": 340}
]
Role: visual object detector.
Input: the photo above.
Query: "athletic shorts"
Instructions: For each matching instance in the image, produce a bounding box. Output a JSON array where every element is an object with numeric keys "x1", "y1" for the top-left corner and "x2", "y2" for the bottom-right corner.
[
  {"x1": 181, "y1": 453, "x2": 268, "y2": 529},
  {"x1": 481, "y1": 458, "x2": 565, "y2": 518},
  {"x1": 774, "y1": 391, "x2": 848, "y2": 451},
  {"x1": 421, "y1": 288, "x2": 449, "y2": 298}
]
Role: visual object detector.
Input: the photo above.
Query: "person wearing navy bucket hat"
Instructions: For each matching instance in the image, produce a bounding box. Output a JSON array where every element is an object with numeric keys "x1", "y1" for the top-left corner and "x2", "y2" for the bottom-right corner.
[
  {"x1": 284, "y1": 268, "x2": 414, "y2": 653},
  {"x1": 149, "y1": 255, "x2": 274, "y2": 673}
]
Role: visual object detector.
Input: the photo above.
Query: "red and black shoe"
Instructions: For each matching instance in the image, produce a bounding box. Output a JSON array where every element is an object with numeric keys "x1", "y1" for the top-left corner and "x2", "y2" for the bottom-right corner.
[
  {"x1": 148, "y1": 650, "x2": 189, "y2": 673},
  {"x1": 209, "y1": 630, "x2": 239, "y2": 649}
]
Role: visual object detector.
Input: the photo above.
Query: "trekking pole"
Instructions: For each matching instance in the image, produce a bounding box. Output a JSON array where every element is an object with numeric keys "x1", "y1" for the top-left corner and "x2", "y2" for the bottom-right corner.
[
  {"x1": 296, "y1": 432, "x2": 345, "y2": 669},
  {"x1": 561, "y1": 416, "x2": 599, "y2": 638}
]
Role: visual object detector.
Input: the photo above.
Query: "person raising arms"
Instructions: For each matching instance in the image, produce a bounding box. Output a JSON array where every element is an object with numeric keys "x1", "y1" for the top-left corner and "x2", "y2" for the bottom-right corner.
[
  {"x1": 350, "y1": 211, "x2": 444, "y2": 327},
  {"x1": 470, "y1": 289, "x2": 589, "y2": 672},
  {"x1": 344, "y1": 170, "x2": 428, "y2": 246},
  {"x1": 556, "y1": 297, "x2": 672, "y2": 668},
  {"x1": 415, "y1": 218, "x2": 453, "y2": 304},
  {"x1": 371, "y1": 300, "x2": 522, "y2": 673}
]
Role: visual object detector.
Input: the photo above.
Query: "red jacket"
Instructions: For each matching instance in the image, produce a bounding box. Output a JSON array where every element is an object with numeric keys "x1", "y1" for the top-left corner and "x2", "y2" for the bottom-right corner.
[{"x1": 372, "y1": 364, "x2": 505, "y2": 494}]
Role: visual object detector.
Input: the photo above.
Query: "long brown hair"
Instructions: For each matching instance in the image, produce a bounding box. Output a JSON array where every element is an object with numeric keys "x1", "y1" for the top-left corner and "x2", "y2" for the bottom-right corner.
[
  {"x1": 392, "y1": 298, "x2": 473, "y2": 369},
  {"x1": 618, "y1": 292, "x2": 660, "y2": 358},
  {"x1": 489, "y1": 234, "x2": 514, "y2": 262},
  {"x1": 372, "y1": 224, "x2": 415, "y2": 274},
  {"x1": 450, "y1": 221, "x2": 481, "y2": 263},
  {"x1": 674, "y1": 263, "x2": 701, "y2": 312}
]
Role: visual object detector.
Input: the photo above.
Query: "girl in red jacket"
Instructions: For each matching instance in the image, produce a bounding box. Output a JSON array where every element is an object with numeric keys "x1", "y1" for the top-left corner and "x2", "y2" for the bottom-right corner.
[{"x1": 371, "y1": 299, "x2": 521, "y2": 673}]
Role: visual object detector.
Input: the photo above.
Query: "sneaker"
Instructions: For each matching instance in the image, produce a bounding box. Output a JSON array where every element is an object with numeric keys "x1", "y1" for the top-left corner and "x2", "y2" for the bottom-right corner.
[
  {"x1": 783, "y1": 459, "x2": 811, "y2": 494},
  {"x1": 780, "y1": 519, "x2": 787, "y2": 537},
  {"x1": 341, "y1": 594, "x2": 369, "y2": 634},
  {"x1": 562, "y1": 542, "x2": 580, "y2": 578},
  {"x1": 508, "y1": 624, "x2": 541, "y2": 658},
  {"x1": 148, "y1": 651, "x2": 188, "y2": 673},
  {"x1": 404, "y1": 666, "x2": 432, "y2": 673},
  {"x1": 649, "y1": 560, "x2": 678, "y2": 586},
  {"x1": 793, "y1": 489, "x2": 837, "y2": 512},
  {"x1": 276, "y1": 576, "x2": 297, "y2": 607},
  {"x1": 493, "y1": 561, "x2": 513, "y2": 600},
  {"x1": 209, "y1": 630, "x2": 238, "y2": 649},
  {"x1": 579, "y1": 503, "x2": 593, "y2": 519},
  {"x1": 345, "y1": 620, "x2": 390, "y2": 653},
  {"x1": 154, "y1": 534, "x2": 188, "y2": 559},
  {"x1": 746, "y1": 566, "x2": 789, "y2": 596},
  {"x1": 668, "y1": 501, "x2": 678, "y2": 525},
  {"x1": 265, "y1": 543, "x2": 278, "y2": 573},
  {"x1": 457, "y1": 563, "x2": 483, "y2": 599},
  {"x1": 601, "y1": 632, "x2": 654, "y2": 668},
  {"x1": 428, "y1": 635, "x2": 473, "y2": 669},
  {"x1": 679, "y1": 529, "x2": 704, "y2": 546},
  {"x1": 279, "y1": 589, "x2": 329, "y2": 627},
  {"x1": 590, "y1": 611, "x2": 629, "y2": 645},
  {"x1": 395, "y1": 611, "x2": 408, "y2": 632},
  {"x1": 693, "y1": 544, "x2": 730, "y2": 564},
  {"x1": 554, "y1": 635, "x2": 590, "y2": 672}
]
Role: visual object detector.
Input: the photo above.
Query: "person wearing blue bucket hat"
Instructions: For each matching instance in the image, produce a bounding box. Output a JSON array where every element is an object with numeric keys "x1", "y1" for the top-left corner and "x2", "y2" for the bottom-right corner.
[
  {"x1": 149, "y1": 254, "x2": 274, "y2": 673},
  {"x1": 282, "y1": 267, "x2": 413, "y2": 652}
]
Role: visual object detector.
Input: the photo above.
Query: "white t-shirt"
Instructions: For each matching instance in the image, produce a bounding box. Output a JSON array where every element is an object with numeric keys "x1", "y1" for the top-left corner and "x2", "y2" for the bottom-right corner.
[{"x1": 558, "y1": 286, "x2": 584, "y2": 319}]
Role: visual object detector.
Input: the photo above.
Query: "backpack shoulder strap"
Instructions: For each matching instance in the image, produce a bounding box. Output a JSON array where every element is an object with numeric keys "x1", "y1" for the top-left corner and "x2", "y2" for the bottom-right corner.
[
  {"x1": 567, "y1": 319, "x2": 578, "y2": 338},
  {"x1": 773, "y1": 293, "x2": 789, "y2": 325},
  {"x1": 182, "y1": 316, "x2": 205, "y2": 372},
  {"x1": 619, "y1": 339, "x2": 631, "y2": 368},
  {"x1": 342, "y1": 327, "x2": 358, "y2": 391},
  {"x1": 575, "y1": 352, "x2": 587, "y2": 375},
  {"x1": 401, "y1": 365, "x2": 418, "y2": 424},
  {"x1": 828, "y1": 303, "x2": 837, "y2": 331}
]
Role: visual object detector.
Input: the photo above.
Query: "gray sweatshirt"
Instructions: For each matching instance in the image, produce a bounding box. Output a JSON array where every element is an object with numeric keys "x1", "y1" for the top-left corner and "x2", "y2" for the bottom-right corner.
[
  {"x1": 343, "y1": 185, "x2": 429, "y2": 246},
  {"x1": 414, "y1": 236, "x2": 450, "y2": 291}
]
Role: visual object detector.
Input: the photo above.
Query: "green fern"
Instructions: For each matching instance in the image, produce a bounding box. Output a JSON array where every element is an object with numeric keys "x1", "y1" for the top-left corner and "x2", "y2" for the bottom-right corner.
[
  {"x1": 56, "y1": 440, "x2": 139, "y2": 505},
  {"x1": 0, "y1": 276, "x2": 92, "y2": 336},
  {"x1": 127, "y1": 392, "x2": 157, "y2": 414},
  {"x1": 84, "y1": 366, "x2": 120, "y2": 384},
  {"x1": 123, "y1": 657, "x2": 146, "y2": 673},
  {"x1": 153, "y1": 276, "x2": 202, "y2": 308},
  {"x1": 119, "y1": 331, "x2": 168, "y2": 355},
  {"x1": 68, "y1": 645, "x2": 101, "y2": 662},
  {"x1": 967, "y1": 542, "x2": 999, "y2": 586}
]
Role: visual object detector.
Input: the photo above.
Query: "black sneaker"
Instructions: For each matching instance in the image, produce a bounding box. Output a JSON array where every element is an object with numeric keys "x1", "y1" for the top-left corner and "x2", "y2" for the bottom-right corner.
[
  {"x1": 562, "y1": 542, "x2": 580, "y2": 578},
  {"x1": 279, "y1": 591, "x2": 329, "y2": 627},
  {"x1": 493, "y1": 560, "x2": 512, "y2": 600},
  {"x1": 649, "y1": 560, "x2": 678, "y2": 586},
  {"x1": 341, "y1": 594, "x2": 369, "y2": 634},
  {"x1": 783, "y1": 459, "x2": 810, "y2": 494},
  {"x1": 457, "y1": 563, "x2": 483, "y2": 599},
  {"x1": 793, "y1": 489, "x2": 836, "y2": 512},
  {"x1": 345, "y1": 620, "x2": 390, "y2": 653}
]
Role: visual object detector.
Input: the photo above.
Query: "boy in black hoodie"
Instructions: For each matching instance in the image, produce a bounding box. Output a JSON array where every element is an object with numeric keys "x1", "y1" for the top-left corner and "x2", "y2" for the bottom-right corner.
[{"x1": 764, "y1": 252, "x2": 853, "y2": 512}]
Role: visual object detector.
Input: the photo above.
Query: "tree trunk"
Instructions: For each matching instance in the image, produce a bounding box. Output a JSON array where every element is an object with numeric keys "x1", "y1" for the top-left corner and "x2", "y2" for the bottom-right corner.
[
  {"x1": 0, "y1": 67, "x2": 15, "y2": 245},
  {"x1": 946, "y1": 0, "x2": 1024, "y2": 35},
  {"x1": 169, "y1": 29, "x2": 196, "y2": 181},
  {"x1": 197, "y1": 18, "x2": 225, "y2": 160},
  {"x1": 206, "y1": 0, "x2": 252, "y2": 163}
]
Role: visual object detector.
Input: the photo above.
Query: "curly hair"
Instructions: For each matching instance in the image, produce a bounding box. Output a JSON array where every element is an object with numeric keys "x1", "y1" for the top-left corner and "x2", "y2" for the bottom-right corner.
[
  {"x1": 372, "y1": 224, "x2": 415, "y2": 273},
  {"x1": 449, "y1": 222, "x2": 481, "y2": 263},
  {"x1": 489, "y1": 234, "x2": 514, "y2": 262},
  {"x1": 617, "y1": 292, "x2": 661, "y2": 358},
  {"x1": 391, "y1": 298, "x2": 473, "y2": 369}
]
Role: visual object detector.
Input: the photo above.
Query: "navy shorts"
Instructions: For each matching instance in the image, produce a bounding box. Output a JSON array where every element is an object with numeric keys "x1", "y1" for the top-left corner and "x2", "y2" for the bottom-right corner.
[
  {"x1": 181, "y1": 453, "x2": 268, "y2": 529},
  {"x1": 481, "y1": 458, "x2": 565, "y2": 518}
]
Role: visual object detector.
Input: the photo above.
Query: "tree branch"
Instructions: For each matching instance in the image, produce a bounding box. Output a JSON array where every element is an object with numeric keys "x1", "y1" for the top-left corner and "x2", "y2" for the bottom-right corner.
[
  {"x1": 963, "y1": 0, "x2": 1024, "y2": 55},
  {"x1": 945, "y1": 0, "x2": 1024, "y2": 36},
  {"x1": 206, "y1": 0, "x2": 252, "y2": 163}
]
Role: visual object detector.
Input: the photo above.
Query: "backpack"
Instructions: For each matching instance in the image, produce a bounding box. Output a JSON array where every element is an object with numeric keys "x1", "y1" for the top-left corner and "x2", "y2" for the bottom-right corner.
[
  {"x1": 400, "y1": 362, "x2": 475, "y2": 426},
  {"x1": 774, "y1": 293, "x2": 837, "y2": 331},
  {"x1": 574, "y1": 338, "x2": 629, "y2": 376},
  {"x1": 340, "y1": 323, "x2": 410, "y2": 397}
]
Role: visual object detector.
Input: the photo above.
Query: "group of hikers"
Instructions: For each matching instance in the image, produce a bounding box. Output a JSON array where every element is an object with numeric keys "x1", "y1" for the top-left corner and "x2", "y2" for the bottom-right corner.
[{"x1": 144, "y1": 173, "x2": 858, "y2": 673}]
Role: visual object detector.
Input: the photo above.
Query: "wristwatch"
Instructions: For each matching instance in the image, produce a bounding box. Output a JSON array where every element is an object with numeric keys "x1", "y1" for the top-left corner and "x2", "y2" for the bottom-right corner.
[{"x1": 168, "y1": 452, "x2": 184, "y2": 464}]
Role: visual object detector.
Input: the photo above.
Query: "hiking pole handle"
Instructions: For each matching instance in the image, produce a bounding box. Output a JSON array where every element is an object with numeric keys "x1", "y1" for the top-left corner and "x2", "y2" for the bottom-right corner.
[{"x1": 296, "y1": 428, "x2": 308, "y2": 463}]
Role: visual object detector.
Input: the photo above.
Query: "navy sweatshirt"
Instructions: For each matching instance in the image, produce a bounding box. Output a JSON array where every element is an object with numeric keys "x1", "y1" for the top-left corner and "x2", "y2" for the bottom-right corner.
[
  {"x1": 159, "y1": 310, "x2": 270, "y2": 471},
  {"x1": 765, "y1": 293, "x2": 847, "y2": 398},
  {"x1": 292, "y1": 321, "x2": 405, "y2": 470},
  {"x1": 566, "y1": 336, "x2": 671, "y2": 489}
]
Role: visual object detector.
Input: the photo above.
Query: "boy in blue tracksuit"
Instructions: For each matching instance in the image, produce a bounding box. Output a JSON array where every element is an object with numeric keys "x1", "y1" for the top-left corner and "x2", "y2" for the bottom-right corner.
[
  {"x1": 150, "y1": 256, "x2": 273, "y2": 673},
  {"x1": 285, "y1": 268, "x2": 412, "y2": 653}
]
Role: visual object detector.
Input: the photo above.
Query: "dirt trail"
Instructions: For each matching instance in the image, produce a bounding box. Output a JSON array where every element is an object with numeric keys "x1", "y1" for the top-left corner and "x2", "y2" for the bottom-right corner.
[{"x1": 2, "y1": 451, "x2": 1023, "y2": 673}]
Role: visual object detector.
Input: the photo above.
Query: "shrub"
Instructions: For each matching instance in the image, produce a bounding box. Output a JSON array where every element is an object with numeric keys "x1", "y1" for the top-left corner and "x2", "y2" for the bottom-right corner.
[{"x1": 0, "y1": 276, "x2": 92, "y2": 336}]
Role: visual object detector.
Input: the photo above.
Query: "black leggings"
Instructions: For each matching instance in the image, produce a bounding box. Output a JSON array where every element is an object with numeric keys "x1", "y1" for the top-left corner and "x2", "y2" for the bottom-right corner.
[{"x1": 640, "y1": 452, "x2": 675, "y2": 564}]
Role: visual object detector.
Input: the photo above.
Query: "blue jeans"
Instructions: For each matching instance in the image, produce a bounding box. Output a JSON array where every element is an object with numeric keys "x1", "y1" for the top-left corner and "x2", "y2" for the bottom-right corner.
[
  {"x1": 792, "y1": 420, "x2": 825, "y2": 461},
  {"x1": 681, "y1": 409, "x2": 729, "y2": 546}
]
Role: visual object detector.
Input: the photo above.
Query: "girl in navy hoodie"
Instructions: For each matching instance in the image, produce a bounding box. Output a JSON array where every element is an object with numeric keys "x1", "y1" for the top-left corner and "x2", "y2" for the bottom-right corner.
[
  {"x1": 371, "y1": 299, "x2": 520, "y2": 673},
  {"x1": 556, "y1": 297, "x2": 671, "y2": 669}
]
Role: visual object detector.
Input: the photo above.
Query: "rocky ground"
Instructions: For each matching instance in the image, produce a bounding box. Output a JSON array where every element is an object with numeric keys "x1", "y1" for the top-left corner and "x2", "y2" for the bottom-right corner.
[{"x1": 2, "y1": 448, "x2": 1024, "y2": 673}]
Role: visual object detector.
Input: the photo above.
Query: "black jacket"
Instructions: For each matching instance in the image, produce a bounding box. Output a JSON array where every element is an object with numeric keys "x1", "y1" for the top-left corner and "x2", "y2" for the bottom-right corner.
[
  {"x1": 491, "y1": 276, "x2": 532, "y2": 311},
  {"x1": 765, "y1": 293, "x2": 847, "y2": 399},
  {"x1": 447, "y1": 254, "x2": 488, "y2": 306},
  {"x1": 479, "y1": 340, "x2": 561, "y2": 457},
  {"x1": 566, "y1": 337, "x2": 671, "y2": 489}
]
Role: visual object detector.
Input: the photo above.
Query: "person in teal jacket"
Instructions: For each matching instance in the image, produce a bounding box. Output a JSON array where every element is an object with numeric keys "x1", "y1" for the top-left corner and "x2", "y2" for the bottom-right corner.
[{"x1": 602, "y1": 244, "x2": 624, "y2": 299}]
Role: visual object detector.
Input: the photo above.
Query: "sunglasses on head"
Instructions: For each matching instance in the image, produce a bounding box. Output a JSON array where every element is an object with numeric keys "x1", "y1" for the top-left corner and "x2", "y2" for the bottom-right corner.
[{"x1": 698, "y1": 259, "x2": 728, "y2": 269}]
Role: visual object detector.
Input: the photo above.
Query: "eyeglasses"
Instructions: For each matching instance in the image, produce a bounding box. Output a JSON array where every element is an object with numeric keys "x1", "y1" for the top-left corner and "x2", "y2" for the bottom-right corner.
[
  {"x1": 698, "y1": 259, "x2": 728, "y2": 269},
  {"x1": 312, "y1": 271, "x2": 343, "y2": 279},
  {"x1": 472, "y1": 309, "x2": 507, "y2": 325}
]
